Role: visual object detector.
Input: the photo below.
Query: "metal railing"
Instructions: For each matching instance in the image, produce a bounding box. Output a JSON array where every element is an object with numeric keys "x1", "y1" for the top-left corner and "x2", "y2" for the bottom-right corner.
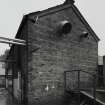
[{"x1": 64, "y1": 70, "x2": 105, "y2": 105}]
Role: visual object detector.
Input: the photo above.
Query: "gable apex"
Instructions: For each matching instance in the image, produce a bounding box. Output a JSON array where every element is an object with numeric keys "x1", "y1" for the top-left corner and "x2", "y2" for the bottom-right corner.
[
  {"x1": 16, "y1": 2, "x2": 100, "y2": 42},
  {"x1": 72, "y1": 5, "x2": 100, "y2": 42},
  {"x1": 27, "y1": 3, "x2": 99, "y2": 42}
]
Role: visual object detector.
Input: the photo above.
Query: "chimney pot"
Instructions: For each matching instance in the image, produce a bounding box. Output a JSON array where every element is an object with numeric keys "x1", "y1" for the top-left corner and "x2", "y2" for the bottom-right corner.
[{"x1": 64, "y1": 0, "x2": 75, "y2": 4}]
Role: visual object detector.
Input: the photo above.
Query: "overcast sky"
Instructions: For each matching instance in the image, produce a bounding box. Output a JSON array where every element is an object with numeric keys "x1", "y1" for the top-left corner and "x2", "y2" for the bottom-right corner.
[{"x1": 0, "y1": 0, "x2": 105, "y2": 56}]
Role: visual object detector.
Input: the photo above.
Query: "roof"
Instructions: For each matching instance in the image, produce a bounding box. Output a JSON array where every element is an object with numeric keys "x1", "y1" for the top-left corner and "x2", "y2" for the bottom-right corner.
[{"x1": 15, "y1": 2, "x2": 100, "y2": 42}]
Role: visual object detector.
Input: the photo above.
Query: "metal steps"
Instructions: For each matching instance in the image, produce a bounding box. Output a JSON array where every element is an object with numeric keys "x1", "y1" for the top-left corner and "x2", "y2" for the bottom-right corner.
[{"x1": 80, "y1": 91, "x2": 105, "y2": 105}]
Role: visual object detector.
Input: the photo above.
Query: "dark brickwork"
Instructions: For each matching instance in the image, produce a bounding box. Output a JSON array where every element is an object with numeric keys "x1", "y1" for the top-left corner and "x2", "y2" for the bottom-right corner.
[
  {"x1": 27, "y1": 6, "x2": 98, "y2": 105},
  {"x1": 6, "y1": 19, "x2": 28, "y2": 104}
]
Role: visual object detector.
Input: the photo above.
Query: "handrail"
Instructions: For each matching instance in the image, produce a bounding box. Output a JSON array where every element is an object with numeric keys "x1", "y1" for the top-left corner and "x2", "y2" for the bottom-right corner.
[
  {"x1": 64, "y1": 69, "x2": 105, "y2": 105},
  {"x1": 64, "y1": 70, "x2": 103, "y2": 78}
]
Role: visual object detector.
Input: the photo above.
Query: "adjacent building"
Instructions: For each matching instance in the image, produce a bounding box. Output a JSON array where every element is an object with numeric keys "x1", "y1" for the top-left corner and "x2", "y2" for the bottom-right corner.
[{"x1": 0, "y1": 52, "x2": 8, "y2": 88}]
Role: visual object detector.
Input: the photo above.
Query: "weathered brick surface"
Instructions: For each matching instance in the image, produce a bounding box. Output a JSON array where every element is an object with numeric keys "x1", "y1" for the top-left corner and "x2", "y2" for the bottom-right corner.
[{"x1": 27, "y1": 6, "x2": 98, "y2": 105}]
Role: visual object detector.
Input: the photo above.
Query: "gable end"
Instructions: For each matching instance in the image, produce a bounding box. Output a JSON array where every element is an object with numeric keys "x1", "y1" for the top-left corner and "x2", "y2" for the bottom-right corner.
[{"x1": 72, "y1": 5, "x2": 100, "y2": 42}]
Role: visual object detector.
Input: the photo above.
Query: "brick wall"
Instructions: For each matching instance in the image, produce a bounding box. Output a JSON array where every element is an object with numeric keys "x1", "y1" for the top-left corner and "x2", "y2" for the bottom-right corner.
[
  {"x1": 27, "y1": 6, "x2": 98, "y2": 105},
  {"x1": 12, "y1": 19, "x2": 28, "y2": 104}
]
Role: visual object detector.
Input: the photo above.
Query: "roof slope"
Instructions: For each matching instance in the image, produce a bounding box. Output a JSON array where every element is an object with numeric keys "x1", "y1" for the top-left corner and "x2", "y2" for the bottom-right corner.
[
  {"x1": 81, "y1": 91, "x2": 105, "y2": 105},
  {"x1": 72, "y1": 5, "x2": 100, "y2": 42},
  {"x1": 15, "y1": 2, "x2": 100, "y2": 42}
]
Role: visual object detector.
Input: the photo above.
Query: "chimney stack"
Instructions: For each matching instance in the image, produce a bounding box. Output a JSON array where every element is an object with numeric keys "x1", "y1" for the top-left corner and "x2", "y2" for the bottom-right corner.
[{"x1": 64, "y1": 0, "x2": 75, "y2": 4}]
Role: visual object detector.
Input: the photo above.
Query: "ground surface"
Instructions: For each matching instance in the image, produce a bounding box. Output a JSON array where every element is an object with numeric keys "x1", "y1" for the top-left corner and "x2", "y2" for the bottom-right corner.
[{"x1": 0, "y1": 88, "x2": 13, "y2": 105}]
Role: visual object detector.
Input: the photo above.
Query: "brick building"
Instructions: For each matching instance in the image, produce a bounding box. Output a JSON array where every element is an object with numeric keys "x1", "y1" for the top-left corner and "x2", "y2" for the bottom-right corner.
[{"x1": 6, "y1": 0, "x2": 101, "y2": 105}]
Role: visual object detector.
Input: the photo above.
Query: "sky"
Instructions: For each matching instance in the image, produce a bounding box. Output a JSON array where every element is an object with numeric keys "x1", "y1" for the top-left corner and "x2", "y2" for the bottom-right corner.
[{"x1": 0, "y1": 0, "x2": 105, "y2": 55}]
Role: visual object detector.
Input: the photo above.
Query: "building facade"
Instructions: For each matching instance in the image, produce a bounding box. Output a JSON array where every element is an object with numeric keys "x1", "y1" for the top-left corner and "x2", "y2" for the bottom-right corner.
[{"x1": 6, "y1": 0, "x2": 100, "y2": 105}]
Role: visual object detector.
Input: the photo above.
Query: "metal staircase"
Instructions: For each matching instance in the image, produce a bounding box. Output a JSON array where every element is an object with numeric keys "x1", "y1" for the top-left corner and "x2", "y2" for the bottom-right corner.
[{"x1": 64, "y1": 70, "x2": 105, "y2": 105}]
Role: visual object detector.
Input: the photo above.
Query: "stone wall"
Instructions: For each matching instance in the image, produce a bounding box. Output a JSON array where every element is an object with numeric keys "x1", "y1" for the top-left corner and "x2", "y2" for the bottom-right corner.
[
  {"x1": 27, "y1": 5, "x2": 98, "y2": 105},
  {"x1": 12, "y1": 18, "x2": 28, "y2": 104}
]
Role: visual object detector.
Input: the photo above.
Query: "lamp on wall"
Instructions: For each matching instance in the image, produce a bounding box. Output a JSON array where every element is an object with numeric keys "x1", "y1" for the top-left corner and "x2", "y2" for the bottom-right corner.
[
  {"x1": 80, "y1": 31, "x2": 89, "y2": 38},
  {"x1": 56, "y1": 20, "x2": 72, "y2": 37},
  {"x1": 29, "y1": 16, "x2": 39, "y2": 24}
]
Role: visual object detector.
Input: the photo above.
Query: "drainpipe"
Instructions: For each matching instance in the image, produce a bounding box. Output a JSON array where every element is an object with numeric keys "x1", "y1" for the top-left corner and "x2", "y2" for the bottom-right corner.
[{"x1": 22, "y1": 15, "x2": 39, "y2": 105}]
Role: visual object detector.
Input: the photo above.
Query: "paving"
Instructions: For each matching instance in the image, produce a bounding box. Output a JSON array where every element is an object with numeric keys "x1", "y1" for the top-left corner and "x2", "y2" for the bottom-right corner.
[{"x1": 0, "y1": 88, "x2": 13, "y2": 105}]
